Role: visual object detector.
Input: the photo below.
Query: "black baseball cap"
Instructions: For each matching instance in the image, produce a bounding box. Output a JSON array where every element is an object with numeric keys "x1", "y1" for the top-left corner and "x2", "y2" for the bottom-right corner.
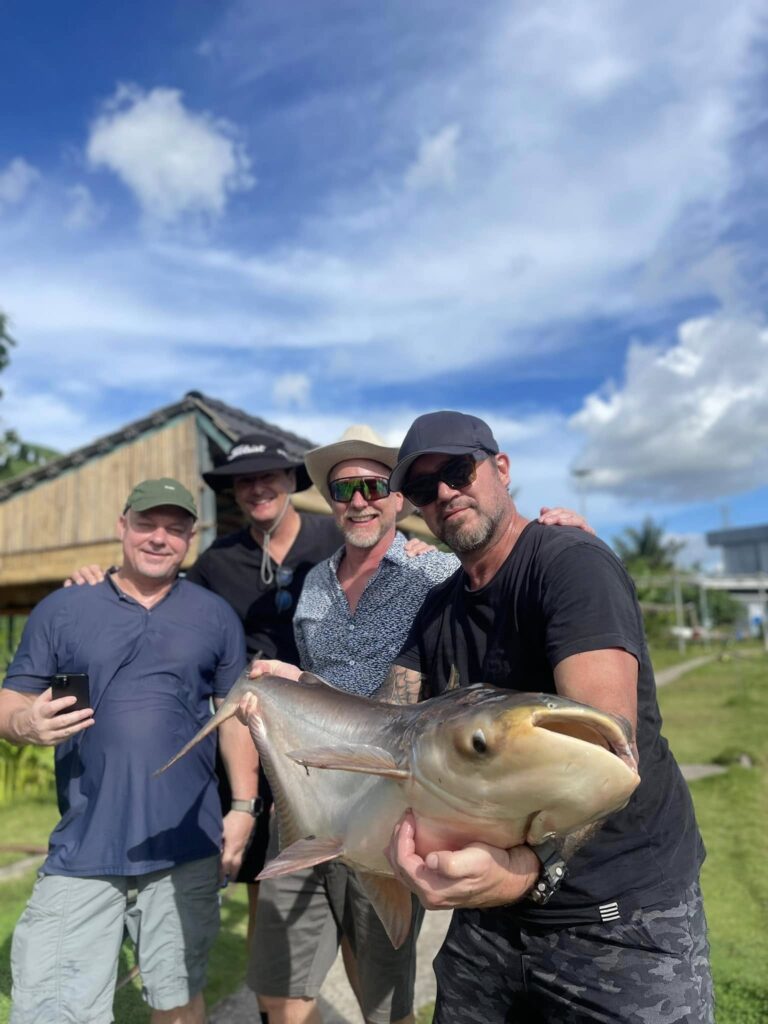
[
  {"x1": 389, "y1": 411, "x2": 499, "y2": 492},
  {"x1": 202, "y1": 432, "x2": 312, "y2": 493}
]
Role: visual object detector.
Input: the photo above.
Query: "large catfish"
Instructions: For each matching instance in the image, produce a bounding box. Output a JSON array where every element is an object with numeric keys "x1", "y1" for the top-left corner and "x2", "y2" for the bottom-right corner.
[{"x1": 157, "y1": 672, "x2": 639, "y2": 947}]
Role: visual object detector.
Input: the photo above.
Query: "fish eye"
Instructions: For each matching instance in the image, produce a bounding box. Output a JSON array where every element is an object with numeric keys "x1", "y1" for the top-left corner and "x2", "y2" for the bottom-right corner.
[{"x1": 472, "y1": 730, "x2": 487, "y2": 754}]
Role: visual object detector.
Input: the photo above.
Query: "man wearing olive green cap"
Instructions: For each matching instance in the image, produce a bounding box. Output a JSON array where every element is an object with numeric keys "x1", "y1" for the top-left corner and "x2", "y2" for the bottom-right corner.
[{"x1": 0, "y1": 478, "x2": 256, "y2": 1024}]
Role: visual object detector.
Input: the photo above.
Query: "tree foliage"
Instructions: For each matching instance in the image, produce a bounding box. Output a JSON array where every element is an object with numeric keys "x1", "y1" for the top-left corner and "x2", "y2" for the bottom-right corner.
[
  {"x1": 613, "y1": 516, "x2": 744, "y2": 638},
  {"x1": 613, "y1": 516, "x2": 685, "y2": 573},
  {"x1": 0, "y1": 310, "x2": 59, "y2": 480}
]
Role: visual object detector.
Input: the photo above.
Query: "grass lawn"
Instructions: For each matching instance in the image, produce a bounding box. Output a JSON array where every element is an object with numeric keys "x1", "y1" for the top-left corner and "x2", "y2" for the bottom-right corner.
[
  {"x1": 657, "y1": 654, "x2": 768, "y2": 1024},
  {"x1": 1, "y1": 654, "x2": 766, "y2": 1023}
]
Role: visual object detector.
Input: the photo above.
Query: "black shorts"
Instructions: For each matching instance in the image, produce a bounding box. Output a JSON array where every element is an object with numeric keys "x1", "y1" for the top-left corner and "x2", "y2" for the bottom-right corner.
[{"x1": 433, "y1": 882, "x2": 713, "y2": 1024}]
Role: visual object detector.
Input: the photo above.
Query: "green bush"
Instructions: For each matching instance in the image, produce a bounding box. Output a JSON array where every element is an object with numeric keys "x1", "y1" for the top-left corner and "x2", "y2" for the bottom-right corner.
[{"x1": 0, "y1": 742, "x2": 56, "y2": 805}]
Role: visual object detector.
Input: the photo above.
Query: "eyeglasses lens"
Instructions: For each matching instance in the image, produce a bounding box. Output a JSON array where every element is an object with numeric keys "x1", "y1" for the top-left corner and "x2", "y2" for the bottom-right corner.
[
  {"x1": 403, "y1": 453, "x2": 485, "y2": 507},
  {"x1": 329, "y1": 477, "x2": 390, "y2": 503}
]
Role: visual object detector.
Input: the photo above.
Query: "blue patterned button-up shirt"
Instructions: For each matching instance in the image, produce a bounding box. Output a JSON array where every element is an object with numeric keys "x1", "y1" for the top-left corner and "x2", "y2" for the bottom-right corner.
[{"x1": 293, "y1": 531, "x2": 458, "y2": 695}]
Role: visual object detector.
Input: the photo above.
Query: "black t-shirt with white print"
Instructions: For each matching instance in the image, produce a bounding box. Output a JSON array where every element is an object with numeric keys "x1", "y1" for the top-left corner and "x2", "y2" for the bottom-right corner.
[{"x1": 397, "y1": 521, "x2": 704, "y2": 926}]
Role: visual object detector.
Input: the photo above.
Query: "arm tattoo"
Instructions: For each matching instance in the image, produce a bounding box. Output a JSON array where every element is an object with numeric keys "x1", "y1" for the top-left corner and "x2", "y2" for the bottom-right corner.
[{"x1": 371, "y1": 664, "x2": 425, "y2": 705}]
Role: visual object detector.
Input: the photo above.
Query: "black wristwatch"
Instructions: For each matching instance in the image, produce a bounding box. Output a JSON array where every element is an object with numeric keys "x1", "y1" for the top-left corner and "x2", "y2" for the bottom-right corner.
[
  {"x1": 230, "y1": 797, "x2": 263, "y2": 818},
  {"x1": 527, "y1": 839, "x2": 567, "y2": 905}
]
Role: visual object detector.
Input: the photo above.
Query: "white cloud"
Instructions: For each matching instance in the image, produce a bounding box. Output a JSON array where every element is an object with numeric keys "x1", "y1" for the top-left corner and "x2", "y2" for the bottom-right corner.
[
  {"x1": 86, "y1": 84, "x2": 254, "y2": 223},
  {"x1": 404, "y1": 124, "x2": 461, "y2": 192},
  {"x1": 272, "y1": 373, "x2": 311, "y2": 407},
  {"x1": 64, "y1": 184, "x2": 105, "y2": 230},
  {"x1": 0, "y1": 158, "x2": 40, "y2": 206},
  {"x1": 571, "y1": 316, "x2": 768, "y2": 501}
]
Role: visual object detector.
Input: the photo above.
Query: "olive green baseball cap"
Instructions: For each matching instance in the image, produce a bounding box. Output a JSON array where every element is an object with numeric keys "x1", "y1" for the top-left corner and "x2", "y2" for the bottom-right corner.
[{"x1": 123, "y1": 478, "x2": 198, "y2": 519}]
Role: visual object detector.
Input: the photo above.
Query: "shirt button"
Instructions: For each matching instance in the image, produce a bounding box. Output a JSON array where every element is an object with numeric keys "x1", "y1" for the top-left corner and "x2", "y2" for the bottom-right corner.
[
  {"x1": 348, "y1": 624, "x2": 354, "y2": 631},
  {"x1": 350, "y1": 659, "x2": 355, "y2": 665}
]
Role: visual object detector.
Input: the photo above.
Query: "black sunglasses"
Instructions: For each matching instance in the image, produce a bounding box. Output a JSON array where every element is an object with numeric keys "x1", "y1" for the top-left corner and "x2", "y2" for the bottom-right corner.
[
  {"x1": 274, "y1": 565, "x2": 294, "y2": 613},
  {"x1": 401, "y1": 451, "x2": 492, "y2": 508},
  {"x1": 328, "y1": 476, "x2": 391, "y2": 503}
]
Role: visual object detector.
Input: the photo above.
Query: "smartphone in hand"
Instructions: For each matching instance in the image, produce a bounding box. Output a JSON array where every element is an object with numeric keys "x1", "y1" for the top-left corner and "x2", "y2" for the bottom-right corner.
[{"x1": 51, "y1": 673, "x2": 91, "y2": 714}]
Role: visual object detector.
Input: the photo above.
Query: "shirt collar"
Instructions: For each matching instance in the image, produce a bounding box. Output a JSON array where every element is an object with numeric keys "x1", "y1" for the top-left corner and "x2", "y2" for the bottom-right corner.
[{"x1": 329, "y1": 530, "x2": 408, "y2": 574}]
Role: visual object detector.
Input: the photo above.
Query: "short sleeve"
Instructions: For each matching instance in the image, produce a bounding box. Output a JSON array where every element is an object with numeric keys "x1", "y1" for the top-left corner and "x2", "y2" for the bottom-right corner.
[
  {"x1": 541, "y1": 543, "x2": 644, "y2": 670},
  {"x1": 3, "y1": 597, "x2": 60, "y2": 693},
  {"x1": 212, "y1": 602, "x2": 248, "y2": 698}
]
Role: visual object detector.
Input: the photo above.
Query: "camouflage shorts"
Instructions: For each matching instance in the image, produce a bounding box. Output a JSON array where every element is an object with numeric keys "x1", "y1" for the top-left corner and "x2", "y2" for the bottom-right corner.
[{"x1": 432, "y1": 882, "x2": 713, "y2": 1023}]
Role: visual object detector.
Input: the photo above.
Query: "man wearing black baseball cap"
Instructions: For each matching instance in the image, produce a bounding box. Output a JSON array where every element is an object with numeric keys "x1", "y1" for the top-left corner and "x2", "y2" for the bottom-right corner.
[{"x1": 383, "y1": 411, "x2": 712, "y2": 1024}]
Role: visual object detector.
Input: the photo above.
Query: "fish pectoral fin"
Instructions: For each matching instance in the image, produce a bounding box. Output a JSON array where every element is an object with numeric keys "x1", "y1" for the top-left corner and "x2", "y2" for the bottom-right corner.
[
  {"x1": 256, "y1": 836, "x2": 345, "y2": 880},
  {"x1": 286, "y1": 744, "x2": 410, "y2": 779},
  {"x1": 355, "y1": 872, "x2": 413, "y2": 949}
]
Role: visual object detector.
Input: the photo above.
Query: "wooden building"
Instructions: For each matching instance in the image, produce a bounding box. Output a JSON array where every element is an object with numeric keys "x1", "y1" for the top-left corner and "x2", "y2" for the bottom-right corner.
[{"x1": 0, "y1": 391, "x2": 431, "y2": 614}]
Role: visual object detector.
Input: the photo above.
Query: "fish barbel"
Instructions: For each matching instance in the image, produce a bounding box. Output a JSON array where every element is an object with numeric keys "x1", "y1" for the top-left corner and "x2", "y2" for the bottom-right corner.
[{"x1": 157, "y1": 671, "x2": 639, "y2": 946}]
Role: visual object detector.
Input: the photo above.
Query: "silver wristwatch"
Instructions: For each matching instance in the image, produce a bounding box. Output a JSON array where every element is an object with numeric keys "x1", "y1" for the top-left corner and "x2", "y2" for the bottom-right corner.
[
  {"x1": 527, "y1": 839, "x2": 567, "y2": 905},
  {"x1": 230, "y1": 797, "x2": 263, "y2": 818}
]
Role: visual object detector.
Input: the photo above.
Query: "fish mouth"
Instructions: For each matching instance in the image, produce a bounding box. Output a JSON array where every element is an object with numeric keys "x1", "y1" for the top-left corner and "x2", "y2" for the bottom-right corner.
[{"x1": 531, "y1": 707, "x2": 637, "y2": 772}]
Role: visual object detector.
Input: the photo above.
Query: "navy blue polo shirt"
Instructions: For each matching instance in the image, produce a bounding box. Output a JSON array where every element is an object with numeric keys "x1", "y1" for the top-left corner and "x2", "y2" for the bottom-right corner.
[{"x1": 3, "y1": 575, "x2": 247, "y2": 877}]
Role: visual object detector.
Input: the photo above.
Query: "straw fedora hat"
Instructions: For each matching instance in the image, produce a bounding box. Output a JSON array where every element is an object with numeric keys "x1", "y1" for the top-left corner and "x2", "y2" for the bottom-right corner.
[{"x1": 304, "y1": 424, "x2": 414, "y2": 519}]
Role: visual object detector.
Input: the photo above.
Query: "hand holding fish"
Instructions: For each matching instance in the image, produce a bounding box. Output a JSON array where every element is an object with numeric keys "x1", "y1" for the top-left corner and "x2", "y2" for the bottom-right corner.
[
  {"x1": 387, "y1": 811, "x2": 540, "y2": 911},
  {"x1": 248, "y1": 658, "x2": 301, "y2": 681}
]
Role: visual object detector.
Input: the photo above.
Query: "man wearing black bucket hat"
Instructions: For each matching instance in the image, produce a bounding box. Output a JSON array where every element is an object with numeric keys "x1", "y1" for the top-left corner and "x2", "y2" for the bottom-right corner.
[
  {"x1": 382, "y1": 411, "x2": 713, "y2": 1024},
  {"x1": 191, "y1": 433, "x2": 340, "y2": 664},
  {"x1": 187, "y1": 433, "x2": 341, "y2": 949}
]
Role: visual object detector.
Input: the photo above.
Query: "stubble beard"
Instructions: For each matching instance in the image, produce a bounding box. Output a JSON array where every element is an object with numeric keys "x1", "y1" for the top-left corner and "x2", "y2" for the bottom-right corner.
[
  {"x1": 342, "y1": 517, "x2": 386, "y2": 549},
  {"x1": 436, "y1": 497, "x2": 507, "y2": 553}
]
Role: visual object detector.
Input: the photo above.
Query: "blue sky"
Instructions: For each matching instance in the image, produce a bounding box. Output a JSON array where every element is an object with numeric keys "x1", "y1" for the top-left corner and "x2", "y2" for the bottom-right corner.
[{"x1": 1, "y1": 0, "x2": 767, "y2": 567}]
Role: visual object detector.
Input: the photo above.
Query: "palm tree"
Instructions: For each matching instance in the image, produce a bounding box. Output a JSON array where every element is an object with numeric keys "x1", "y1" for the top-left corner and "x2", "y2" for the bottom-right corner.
[{"x1": 613, "y1": 517, "x2": 684, "y2": 572}]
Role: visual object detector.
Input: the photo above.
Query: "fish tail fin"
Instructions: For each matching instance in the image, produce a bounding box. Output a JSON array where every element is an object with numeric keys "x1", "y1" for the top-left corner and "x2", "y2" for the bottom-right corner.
[{"x1": 153, "y1": 670, "x2": 252, "y2": 776}]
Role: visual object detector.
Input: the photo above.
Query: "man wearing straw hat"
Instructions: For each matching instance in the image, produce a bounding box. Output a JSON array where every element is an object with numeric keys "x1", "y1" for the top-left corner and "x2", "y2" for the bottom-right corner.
[{"x1": 248, "y1": 424, "x2": 459, "y2": 1024}]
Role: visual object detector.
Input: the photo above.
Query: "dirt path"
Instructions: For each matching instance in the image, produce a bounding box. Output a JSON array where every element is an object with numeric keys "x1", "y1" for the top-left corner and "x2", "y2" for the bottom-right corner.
[{"x1": 655, "y1": 654, "x2": 716, "y2": 687}]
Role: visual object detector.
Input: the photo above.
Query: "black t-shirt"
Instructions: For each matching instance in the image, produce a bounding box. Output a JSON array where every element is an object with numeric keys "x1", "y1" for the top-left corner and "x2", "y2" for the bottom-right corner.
[
  {"x1": 186, "y1": 513, "x2": 341, "y2": 662},
  {"x1": 397, "y1": 521, "x2": 704, "y2": 925}
]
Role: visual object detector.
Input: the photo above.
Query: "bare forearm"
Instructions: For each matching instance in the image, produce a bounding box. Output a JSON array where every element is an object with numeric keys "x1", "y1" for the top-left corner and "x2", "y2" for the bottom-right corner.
[
  {"x1": 218, "y1": 715, "x2": 259, "y2": 799},
  {"x1": 371, "y1": 664, "x2": 425, "y2": 705},
  {"x1": 0, "y1": 690, "x2": 36, "y2": 745}
]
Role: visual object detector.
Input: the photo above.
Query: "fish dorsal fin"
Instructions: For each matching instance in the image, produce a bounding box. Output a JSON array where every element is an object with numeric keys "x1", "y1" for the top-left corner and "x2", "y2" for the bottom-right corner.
[
  {"x1": 287, "y1": 744, "x2": 410, "y2": 779},
  {"x1": 298, "y1": 671, "x2": 327, "y2": 686},
  {"x1": 256, "y1": 836, "x2": 344, "y2": 881},
  {"x1": 355, "y1": 872, "x2": 414, "y2": 949}
]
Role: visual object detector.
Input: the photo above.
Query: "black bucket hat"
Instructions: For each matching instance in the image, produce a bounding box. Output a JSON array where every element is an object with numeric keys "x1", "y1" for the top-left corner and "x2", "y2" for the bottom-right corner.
[{"x1": 203, "y1": 432, "x2": 312, "y2": 493}]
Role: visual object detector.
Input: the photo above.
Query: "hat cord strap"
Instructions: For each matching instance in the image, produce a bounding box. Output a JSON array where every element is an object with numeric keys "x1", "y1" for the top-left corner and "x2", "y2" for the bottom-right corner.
[{"x1": 258, "y1": 493, "x2": 292, "y2": 586}]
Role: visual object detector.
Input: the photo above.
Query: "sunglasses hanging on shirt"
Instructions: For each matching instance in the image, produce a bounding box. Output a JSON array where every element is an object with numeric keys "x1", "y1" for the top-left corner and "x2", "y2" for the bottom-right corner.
[{"x1": 274, "y1": 565, "x2": 294, "y2": 614}]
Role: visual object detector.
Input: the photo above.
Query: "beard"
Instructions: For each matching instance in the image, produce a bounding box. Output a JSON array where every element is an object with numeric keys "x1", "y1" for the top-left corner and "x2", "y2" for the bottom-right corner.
[
  {"x1": 342, "y1": 516, "x2": 389, "y2": 549},
  {"x1": 435, "y1": 497, "x2": 507, "y2": 553}
]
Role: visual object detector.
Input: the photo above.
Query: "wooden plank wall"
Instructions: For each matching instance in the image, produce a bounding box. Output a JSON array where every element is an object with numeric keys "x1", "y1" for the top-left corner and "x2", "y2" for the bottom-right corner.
[{"x1": 0, "y1": 416, "x2": 203, "y2": 587}]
